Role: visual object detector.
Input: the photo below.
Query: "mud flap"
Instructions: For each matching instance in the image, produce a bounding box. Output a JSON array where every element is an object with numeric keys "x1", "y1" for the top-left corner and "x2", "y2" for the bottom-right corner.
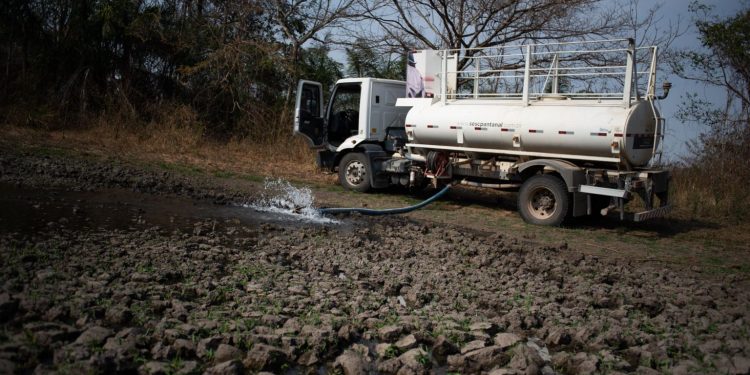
[
  {"x1": 649, "y1": 170, "x2": 670, "y2": 193},
  {"x1": 316, "y1": 150, "x2": 335, "y2": 171},
  {"x1": 571, "y1": 192, "x2": 588, "y2": 217},
  {"x1": 357, "y1": 144, "x2": 391, "y2": 189}
]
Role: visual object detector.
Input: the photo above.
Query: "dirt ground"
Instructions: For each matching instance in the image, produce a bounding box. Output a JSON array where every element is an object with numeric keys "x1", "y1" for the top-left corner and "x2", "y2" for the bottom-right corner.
[{"x1": 0, "y1": 146, "x2": 749, "y2": 375}]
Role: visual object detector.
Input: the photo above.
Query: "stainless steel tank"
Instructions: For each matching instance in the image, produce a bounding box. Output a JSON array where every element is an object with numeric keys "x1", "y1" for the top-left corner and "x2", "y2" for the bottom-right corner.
[{"x1": 404, "y1": 98, "x2": 658, "y2": 167}]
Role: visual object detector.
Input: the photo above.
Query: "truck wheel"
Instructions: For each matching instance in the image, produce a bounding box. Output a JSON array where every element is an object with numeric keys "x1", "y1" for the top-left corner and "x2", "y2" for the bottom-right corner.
[
  {"x1": 339, "y1": 153, "x2": 372, "y2": 193},
  {"x1": 518, "y1": 174, "x2": 570, "y2": 226}
]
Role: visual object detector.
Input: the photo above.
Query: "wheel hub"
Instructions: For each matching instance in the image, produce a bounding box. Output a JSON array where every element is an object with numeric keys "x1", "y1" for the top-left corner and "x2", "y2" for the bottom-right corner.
[
  {"x1": 528, "y1": 187, "x2": 557, "y2": 219},
  {"x1": 345, "y1": 161, "x2": 366, "y2": 185}
]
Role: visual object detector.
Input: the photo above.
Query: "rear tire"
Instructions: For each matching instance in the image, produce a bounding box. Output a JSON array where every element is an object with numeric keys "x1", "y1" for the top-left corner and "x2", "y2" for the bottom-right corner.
[
  {"x1": 518, "y1": 174, "x2": 570, "y2": 226},
  {"x1": 338, "y1": 153, "x2": 372, "y2": 193}
]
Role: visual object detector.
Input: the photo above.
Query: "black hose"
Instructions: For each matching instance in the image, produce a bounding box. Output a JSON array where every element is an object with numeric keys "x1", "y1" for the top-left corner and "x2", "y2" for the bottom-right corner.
[{"x1": 318, "y1": 185, "x2": 451, "y2": 216}]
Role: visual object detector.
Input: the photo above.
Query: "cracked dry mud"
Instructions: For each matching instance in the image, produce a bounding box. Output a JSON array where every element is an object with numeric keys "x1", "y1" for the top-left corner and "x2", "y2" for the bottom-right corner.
[{"x1": 0, "y1": 151, "x2": 749, "y2": 375}]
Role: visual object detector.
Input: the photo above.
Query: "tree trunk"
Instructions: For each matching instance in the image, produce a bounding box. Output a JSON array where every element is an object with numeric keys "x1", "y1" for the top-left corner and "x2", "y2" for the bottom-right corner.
[{"x1": 285, "y1": 43, "x2": 300, "y2": 106}]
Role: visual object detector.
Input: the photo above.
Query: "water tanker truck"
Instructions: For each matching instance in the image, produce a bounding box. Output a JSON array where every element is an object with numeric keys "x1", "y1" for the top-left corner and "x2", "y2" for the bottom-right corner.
[{"x1": 294, "y1": 39, "x2": 672, "y2": 226}]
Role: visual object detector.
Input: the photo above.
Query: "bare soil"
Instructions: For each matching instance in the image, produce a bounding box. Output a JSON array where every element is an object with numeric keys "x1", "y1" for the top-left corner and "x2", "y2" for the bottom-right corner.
[{"x1": 0, "y1": 147, "x2": 749, "y2": 375}]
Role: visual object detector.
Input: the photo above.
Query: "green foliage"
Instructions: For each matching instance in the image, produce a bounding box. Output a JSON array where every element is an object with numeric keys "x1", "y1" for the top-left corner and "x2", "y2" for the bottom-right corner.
[
  {"x1": 0, "y1": 0, "x2": 345, "y2": 139},
  {"x1": 676, "y1": 2, "x2": 750, "y2": 119},
  {"x1": 695, "y1": 6, "x2": 750, "y2": 90},
  {"x1": 346, "y1": 39, "x2": 405, "y2": 80},
  {"x1": 415, "y1": 348, "x2": 431, "y2": 367},
  {"x1": 299, "y1": 45, "x2": 344, "y2": 96},
  {"x1": 384, "y1": 345, "x2": 399, "y2": 359},
  {"x1": 670, "y1": 3, "x2": 750, "y2": 221}
]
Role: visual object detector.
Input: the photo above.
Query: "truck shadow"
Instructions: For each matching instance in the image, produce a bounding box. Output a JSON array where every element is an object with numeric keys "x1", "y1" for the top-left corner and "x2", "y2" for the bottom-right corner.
[
  {"x1": 569, "y1": 215, "x2": 721, "y2": 238},
  {"x1": 395, "y1": 184, "x2": 721, "y2": 238}
]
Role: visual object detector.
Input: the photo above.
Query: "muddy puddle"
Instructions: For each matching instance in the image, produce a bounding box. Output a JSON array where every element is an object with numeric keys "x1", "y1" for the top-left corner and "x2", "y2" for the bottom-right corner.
[{"x1": 0, "y1": 182, "x2": 342, "y2": 235}]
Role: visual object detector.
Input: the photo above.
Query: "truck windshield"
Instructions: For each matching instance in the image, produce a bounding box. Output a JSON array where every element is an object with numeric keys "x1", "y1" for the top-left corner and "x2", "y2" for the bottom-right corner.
[{"x1": 327, "y1": 83, "x2": 361, "y2": 146}]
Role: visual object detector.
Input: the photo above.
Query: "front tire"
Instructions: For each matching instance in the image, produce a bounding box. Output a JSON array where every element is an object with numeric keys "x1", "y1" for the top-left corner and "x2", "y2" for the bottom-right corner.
[
  {"x1": 338, "y1": 153, "x2": 372, "y2": 193},
  {"x1": 518, "y1": 174, "x2": 570, "y2": 226}
]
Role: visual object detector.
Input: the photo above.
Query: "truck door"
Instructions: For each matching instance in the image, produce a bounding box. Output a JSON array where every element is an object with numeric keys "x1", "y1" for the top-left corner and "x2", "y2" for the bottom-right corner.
[
  {"x1": 326, "y1": 82, "x2": 362, "y2": 147},
  {"x1": 294, "y1": 80, "x2": 325, "y2": 147}
]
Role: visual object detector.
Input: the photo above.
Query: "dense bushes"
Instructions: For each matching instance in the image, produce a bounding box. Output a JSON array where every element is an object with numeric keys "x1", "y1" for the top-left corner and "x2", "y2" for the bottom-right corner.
[{"x1": 0, "y1": 0, "x2": 341, "y2": 141}]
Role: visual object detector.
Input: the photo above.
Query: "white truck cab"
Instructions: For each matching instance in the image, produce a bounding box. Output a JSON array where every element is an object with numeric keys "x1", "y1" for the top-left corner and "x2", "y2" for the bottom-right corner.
[
  {"x1": 294, "y1": 78, "x2": 410, "y2": 192},
  {"x1": 294, "y1": 78, "x2": 409, "y2": 154}
]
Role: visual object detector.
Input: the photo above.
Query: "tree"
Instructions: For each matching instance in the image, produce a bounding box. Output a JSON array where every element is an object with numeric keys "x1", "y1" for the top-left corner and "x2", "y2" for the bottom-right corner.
[
  {"x1": 173, "y1": 1, "x2": 285, "y2": 136},
  {"x1": 670, "y1": 2, "x2": 750, "y2": 219},
  {"x1": 691, "y1": 5, "x2": 749, "y2": 110},
  {"x1": 614, "y1": 0, "x2": 686, "y2": 49},
  {"x1": 345, "y1": 0, "x2": 688, "y2": 99},
  {"x1": 0, "y1": 0, "x2": 287, "y2": 137},
  {"x1": 673, "y1": 3, "x2": 750, "y2": 148},
  {"x1": 345, "y1": 39, "x2": 404, "y2": 80},
  {"x1": 353, "y1": 0, "x2": 626, "y2": 71},
  {"x1": 265, "y1": 0, "x2": 360, "y2": 102},
  {"x1": 298, "y1": 44, "x2": 344, "y2": 96}
]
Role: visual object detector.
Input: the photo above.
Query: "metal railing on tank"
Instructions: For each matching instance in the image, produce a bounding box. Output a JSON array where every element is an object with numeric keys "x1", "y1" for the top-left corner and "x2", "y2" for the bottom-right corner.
[{"x1": 434, "y1": 39, "x2": 659, "y2": 108}]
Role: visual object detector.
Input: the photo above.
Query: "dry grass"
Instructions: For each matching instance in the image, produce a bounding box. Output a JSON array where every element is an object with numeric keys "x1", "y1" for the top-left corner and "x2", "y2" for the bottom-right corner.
[
  {"x1": 670, "y1": 166, "x2": 750, "y2": 223},
  {"x1": 2, "y1": 103, "x2": 746, "y2": 225},
  {"x1": 0, "y1": 105, "x2": 337, "y2": 186}
]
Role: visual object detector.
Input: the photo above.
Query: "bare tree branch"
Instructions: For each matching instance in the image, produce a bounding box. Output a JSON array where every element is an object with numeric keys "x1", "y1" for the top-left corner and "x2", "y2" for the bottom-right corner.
[{"x1": 352, "y1": 0, "x2": 632, "y2": 72}]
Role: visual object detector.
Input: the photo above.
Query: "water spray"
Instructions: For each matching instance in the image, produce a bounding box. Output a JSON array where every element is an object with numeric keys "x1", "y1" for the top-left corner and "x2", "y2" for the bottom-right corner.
[{"x1": 248, "y1": 178, "x2": 451, "y2": 221}]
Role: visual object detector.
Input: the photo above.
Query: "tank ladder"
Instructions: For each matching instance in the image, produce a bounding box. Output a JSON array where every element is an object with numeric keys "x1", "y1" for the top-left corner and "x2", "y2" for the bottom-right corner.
[
  {"x1": 648, "y1": 99, "x2": 665, "y2": 167},
  {"x1": 644, "y1": 45, "x2": 665, "y2": 167}
]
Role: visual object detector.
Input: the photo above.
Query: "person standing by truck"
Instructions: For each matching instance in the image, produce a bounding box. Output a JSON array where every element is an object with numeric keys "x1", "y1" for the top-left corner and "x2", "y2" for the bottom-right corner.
[{"x1": 406, "y1": 52, "x2": 424, "y2": 98}]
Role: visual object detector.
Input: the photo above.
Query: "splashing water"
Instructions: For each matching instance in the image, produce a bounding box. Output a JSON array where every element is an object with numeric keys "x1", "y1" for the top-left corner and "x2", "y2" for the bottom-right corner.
[{"x1": 245, "y1": 179, "x2": 338, "y2": 224}]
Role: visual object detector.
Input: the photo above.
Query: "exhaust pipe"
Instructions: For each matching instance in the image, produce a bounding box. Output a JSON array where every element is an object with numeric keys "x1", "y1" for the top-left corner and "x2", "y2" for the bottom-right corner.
[{"x1": 657, "y1": 81, "x2": 672, "y2": 100}]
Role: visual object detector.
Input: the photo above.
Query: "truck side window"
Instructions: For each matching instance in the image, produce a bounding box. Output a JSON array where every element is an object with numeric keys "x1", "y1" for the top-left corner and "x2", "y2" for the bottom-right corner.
[
  {"x1": 301, "y1": 86, "x2": 320, "y2": 117},
  {"x1": 328, "y1": 84, "x2": 361, "y2": 145},
  {"x1": 330, "y1": 86, "x2": 360, "y2": 114}
]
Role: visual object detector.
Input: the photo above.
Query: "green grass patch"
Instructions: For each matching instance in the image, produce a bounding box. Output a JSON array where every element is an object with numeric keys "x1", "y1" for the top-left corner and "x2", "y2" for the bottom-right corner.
[
  {"x1": 212, "y1": 170, "x2": 236, "y2": 178},
  {"x1": 239, "y1": 174, "x2": 266, "y2": 183},
  {"x1": 157, "y1": 161, "x2": 204, "y2": 175},
  {"x1": 31, "y1": 146, "x2": 72, "y2": 158}
]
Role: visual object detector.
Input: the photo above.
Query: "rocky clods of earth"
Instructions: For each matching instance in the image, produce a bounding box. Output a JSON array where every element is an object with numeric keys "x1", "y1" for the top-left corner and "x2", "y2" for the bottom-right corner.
[
  {"x1": 2, "y1": 220, "x2": 749, "y2": 374},
  {"x1": 0, "y1": 149, "x2": 749, "y2": 374}
]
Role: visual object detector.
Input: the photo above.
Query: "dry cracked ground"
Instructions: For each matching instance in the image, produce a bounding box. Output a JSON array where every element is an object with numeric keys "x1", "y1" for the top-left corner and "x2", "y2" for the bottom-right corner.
[{"x1": 0, "y1": 149, "x2": 749, "y2": 375}]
